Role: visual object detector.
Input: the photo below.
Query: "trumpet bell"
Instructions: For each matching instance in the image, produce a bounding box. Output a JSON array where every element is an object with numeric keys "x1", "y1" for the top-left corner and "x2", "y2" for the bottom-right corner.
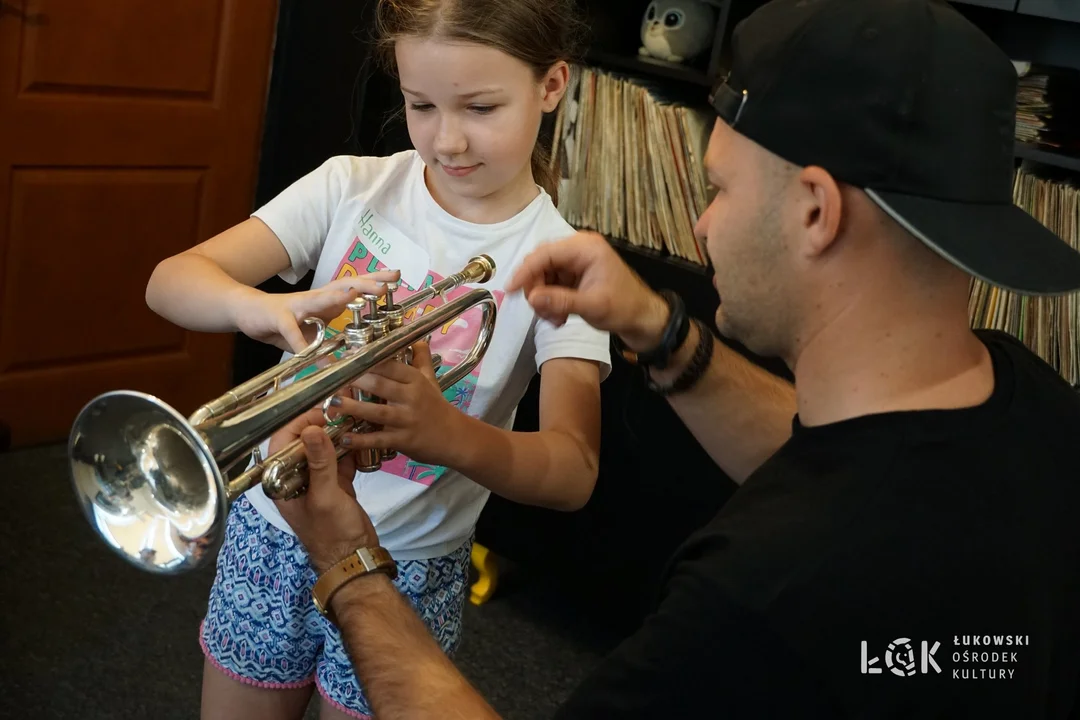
[{"x1": 68, "y1": 390, "x2": 226, "y2": 574}]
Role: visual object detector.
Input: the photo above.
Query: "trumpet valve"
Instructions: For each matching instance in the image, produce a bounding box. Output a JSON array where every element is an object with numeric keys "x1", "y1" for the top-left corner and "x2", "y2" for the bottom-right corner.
[
  {"x1": 362, "y1": 293, "x2": 389, "y2": 338},
  {"x1": 262, "y1": 460, "x2": 308, "y2": 501},
  {"x1": 347, "y1": 298, "x2": 367, "y2": 329},
  {"x1": 385, "y1": 279, "x2": 400, "y2": 310},
  {"x1": 385, "y1": 280, "x2": 405, "y2": 333},
  {"x1": 356, "y1": 447, "x2": 382, "y2": 473},
  {"x1": 344, "y1": 299, "x2": 375, "y2": 349}
]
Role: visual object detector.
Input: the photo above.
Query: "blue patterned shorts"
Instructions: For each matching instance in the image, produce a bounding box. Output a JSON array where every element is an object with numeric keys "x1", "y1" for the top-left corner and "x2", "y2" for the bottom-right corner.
[{"x1": 200, "y1": 495, "x2": 471, "y2": 719}]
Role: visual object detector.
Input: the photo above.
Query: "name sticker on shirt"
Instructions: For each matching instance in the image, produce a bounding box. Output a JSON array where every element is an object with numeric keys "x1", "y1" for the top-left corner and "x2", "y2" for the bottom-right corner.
[{"x1": 354, "y1": 207, "x2": 430, "y2": 290}]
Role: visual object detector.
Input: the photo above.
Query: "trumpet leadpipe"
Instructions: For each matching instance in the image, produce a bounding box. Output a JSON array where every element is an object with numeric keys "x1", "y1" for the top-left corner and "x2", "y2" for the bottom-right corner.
[{"x1": 189, "y1": 319, "x2": 344, "y2": 426}]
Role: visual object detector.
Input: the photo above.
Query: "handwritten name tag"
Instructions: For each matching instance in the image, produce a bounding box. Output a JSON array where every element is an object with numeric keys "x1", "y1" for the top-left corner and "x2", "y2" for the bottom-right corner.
[{"x1": 354, "y1": 208, "x2": 430, "y2": 290}]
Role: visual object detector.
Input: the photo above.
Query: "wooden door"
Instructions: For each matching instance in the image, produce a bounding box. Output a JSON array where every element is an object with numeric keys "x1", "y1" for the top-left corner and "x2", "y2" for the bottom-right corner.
[{"x1": 0, "y1": 1, "x2": 278, "y2": 448}]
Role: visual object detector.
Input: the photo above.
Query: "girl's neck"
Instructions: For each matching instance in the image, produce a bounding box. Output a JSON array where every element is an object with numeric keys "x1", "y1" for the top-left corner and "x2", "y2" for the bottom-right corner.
[{"x1": 423, "y1": 161, "x2": 540, "y2": 224}]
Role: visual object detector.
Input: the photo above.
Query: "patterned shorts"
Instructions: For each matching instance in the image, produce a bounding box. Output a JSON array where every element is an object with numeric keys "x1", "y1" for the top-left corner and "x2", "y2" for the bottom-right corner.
[{"x1": 199, "y1": 495, "x2": 471, "y2": 719}]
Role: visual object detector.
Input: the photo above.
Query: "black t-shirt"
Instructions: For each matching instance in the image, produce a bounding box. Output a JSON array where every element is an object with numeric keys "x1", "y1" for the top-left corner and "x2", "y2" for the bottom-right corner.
[{"x1": 555, "y1": 331, "x2": 1080, "y2": 719}]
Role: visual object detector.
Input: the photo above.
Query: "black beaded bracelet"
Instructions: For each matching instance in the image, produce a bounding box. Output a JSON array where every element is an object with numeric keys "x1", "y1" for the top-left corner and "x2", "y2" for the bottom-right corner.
[{"x1": 646, "y1": 317, "x2": 714, "y2": 397}]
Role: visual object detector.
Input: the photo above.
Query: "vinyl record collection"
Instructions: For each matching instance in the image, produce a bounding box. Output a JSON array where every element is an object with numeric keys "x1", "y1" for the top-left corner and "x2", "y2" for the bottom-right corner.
[
  {"x1": 1014, "y1": 61, "x2": 1080, "y2": 152},
  {"x1": 969, "y1": 169, "x2": 1080, "y2": 386},
  {"x1": 551, "y1": 64, "x2": 714, "y2": 266}
]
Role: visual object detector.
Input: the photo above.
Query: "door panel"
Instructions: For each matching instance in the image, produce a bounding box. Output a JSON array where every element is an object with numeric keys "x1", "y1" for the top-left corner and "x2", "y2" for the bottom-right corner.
[
  {"x1": 0, "y1": 0, "x2": 278, "y2": 447},
  {"x1": 19, "y1": 1, "x2": 223, "y2": 96}
]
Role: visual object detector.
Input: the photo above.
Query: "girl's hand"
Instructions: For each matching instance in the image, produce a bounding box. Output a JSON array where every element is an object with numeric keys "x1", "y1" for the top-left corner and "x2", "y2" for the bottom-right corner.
[
  {"x1": 334, "y1": 342, "x2": 464, "y2": 467},
  {"x1": 230, "y1": 270, "x2": 401, "y2": 354}
]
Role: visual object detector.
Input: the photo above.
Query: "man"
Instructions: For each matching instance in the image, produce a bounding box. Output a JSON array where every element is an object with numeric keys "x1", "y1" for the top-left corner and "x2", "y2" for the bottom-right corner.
[{"x1": 278, "y1": 0, "x2": 1080, "y2": 717}]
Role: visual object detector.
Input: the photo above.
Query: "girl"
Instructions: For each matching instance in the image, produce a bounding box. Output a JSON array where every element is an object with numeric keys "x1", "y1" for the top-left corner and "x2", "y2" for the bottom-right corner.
[{"x1": 144, "y1": 0, "x2": 609, "y2": 718}]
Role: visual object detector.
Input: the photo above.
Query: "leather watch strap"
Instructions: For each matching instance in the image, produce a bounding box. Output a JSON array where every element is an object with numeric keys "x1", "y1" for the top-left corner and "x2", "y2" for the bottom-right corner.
[{"x1": 312, "y1": 546, "x2": 397, "y2": 617}]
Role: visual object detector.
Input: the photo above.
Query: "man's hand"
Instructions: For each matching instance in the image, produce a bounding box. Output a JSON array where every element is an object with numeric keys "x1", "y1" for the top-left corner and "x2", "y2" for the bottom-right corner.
[
  {"x1": 505, "y1": 231, "x2": 671, "y2": 351},
  {"x1": 272, "y1": 416, "x2": 379, "y2": 574}
]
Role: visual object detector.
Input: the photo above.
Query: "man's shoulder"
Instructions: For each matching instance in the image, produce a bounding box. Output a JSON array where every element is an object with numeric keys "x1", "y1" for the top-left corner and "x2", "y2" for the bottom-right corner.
[
  {"x1": 979, "y1": 328, "x2": 1079, "y2": 397},
  {"x1": 978, "y1": 328, "x2": 1080, "y2": 438}
]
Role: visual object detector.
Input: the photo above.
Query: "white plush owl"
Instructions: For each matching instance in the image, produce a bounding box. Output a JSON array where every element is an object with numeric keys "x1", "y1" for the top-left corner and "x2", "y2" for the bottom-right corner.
[{"x1": 639, "y1": 0, "x2": 717, "y2": 64}]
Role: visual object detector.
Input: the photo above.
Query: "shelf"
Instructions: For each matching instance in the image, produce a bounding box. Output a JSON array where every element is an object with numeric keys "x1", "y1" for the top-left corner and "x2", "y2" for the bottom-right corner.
[
  {"x1": 1014, "y1": 141, "x2": 1080, "y2": 173},
  {"x1": 950, "y1": 0, "x2": 1018, "y2": 10},
  {"x1": 585, "y1": 50, "x2": 714, "y2": 88},
  {"x1": 605, "y1": 234, "x2": 711, "y2": 277}
]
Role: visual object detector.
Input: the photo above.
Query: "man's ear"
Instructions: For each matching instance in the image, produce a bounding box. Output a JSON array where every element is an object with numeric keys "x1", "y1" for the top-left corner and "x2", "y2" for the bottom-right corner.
[
  {"x1": 797, "y1": 166, "x2": 843, "y2": 257},
  {"x1": 541, "y1": 61, "x2": 570, "y2": 112}
]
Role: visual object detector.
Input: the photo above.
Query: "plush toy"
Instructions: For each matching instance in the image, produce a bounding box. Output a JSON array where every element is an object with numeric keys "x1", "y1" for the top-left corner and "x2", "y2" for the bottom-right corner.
[{"x1": 639, "y1": 0, "x2": 716, "y2": 64}]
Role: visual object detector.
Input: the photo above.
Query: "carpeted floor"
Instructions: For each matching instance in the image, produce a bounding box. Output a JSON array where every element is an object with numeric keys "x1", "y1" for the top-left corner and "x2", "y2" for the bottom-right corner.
[{"x1": 0, "y1": 443, "x2": 619, "y2": 720}]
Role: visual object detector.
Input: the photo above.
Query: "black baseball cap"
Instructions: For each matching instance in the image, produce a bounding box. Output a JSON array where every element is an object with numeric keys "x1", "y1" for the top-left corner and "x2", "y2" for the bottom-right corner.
[{"x1": 709, "y1": 0, "x2": 1080, "y2": 295}]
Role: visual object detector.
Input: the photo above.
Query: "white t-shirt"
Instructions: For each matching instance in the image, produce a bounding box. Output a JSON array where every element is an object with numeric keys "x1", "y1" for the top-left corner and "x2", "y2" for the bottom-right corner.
[{"x1": 243, "y1": 149, "x2": 611, "y2": 561}]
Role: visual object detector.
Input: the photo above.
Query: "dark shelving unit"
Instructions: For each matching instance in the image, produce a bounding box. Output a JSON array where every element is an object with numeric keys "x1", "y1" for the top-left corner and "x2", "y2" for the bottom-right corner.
[
  {"x1": 1014, "y1": 142, "x2": 1080, "y2": 174},
  {"x1": 585, "y1": 49, "x2": 713, "y2": 88},
  {"x1": 605, "y1": 234, "x2": 710, "y2": 277}
]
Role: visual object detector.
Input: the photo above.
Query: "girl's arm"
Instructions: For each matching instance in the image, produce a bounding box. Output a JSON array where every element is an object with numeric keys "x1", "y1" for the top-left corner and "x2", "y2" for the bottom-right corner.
[
  {"x1": 145, "y1": 217, "x2": 293, "y2": 331},
  {"x1": 146, "y1": 156, "x2": 396, "y2": 353},
  {"x1": 146, "y1": 216, "x2": 397, "y2": 353},
  {"x1": 341, "y1": 349, "x2": 603, "y2": 512},
  {"x1": 445, "y1": 357, "x2": 601, "y2": 511}
]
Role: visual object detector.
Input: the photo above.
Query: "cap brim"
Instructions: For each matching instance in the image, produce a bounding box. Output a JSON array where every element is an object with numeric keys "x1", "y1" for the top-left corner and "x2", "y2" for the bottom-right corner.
[{"x1": 865, "y1": 189, "x2": 1080, "y2": 296}]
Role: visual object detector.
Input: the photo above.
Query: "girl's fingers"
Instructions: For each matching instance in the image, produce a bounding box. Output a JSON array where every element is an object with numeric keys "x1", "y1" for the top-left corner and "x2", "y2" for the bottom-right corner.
[
  {"x1": 340, "y1": 430, "x2": 393, "y2": 451},
  {"x1": 327, "y1": 396, "x2": 399, "y2": 426},
  {"x1": 279, "y1": 319, "x2": 311, "y2": 355}
]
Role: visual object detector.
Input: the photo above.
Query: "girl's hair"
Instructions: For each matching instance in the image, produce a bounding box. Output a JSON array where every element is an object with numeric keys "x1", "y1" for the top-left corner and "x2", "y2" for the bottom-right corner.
[{"x1": 374, "y1": 0, "x2": 589, "y2": 202}]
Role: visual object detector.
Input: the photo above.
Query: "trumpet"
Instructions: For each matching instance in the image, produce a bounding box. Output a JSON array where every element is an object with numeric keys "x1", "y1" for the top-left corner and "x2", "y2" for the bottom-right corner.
[{"x1": 68, "y1": 255, "x2": 497, "y2": 575}]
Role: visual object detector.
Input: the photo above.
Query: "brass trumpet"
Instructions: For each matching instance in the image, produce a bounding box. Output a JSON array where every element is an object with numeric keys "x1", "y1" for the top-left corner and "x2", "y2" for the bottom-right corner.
[{"x1": 68, "y1": 255, "x2": 497, "y2": 575}]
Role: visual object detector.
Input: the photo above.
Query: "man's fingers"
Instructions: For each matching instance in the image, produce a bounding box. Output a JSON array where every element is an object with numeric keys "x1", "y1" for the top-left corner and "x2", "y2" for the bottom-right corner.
[
  {"x1": 300, "y1": 425, "x2": 338, "y2": 483},
  {"x1": 525, "y1": 285, "x2": 592, "y2": 320},
  {"x1": 505, "y1": 232, "x2": 601, "y2": 294}
]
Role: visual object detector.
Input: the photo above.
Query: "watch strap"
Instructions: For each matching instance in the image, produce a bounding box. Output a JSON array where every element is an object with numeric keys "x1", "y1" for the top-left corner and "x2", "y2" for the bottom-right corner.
[
  {"x1": 312, "y1": 546, "x2": 397, "y2": 618},
  {"x1": 611, "y1": 290, "x2": 690, "y2": 370}
]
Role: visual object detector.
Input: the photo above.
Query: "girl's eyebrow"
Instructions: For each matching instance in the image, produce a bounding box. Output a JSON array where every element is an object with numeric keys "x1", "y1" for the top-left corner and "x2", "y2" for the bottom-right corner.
[{"x1": 401, "y1": 86, "x2": 502, "y2": 99}]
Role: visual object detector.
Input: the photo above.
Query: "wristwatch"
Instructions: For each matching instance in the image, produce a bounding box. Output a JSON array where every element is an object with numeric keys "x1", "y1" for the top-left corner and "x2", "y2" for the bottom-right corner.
[
  {"x1": 610, "y1": 290, "x2": 690, "y2": 370},
  {"x1": 312, "y1": 546, "x2": 398, "y2": 618}
]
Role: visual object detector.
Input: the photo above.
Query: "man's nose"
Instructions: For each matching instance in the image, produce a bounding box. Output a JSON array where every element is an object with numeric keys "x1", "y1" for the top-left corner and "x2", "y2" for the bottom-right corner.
[
  {"x1": 433, "y1": 115, "x2": 468, "y2": 157},
  {"x1": 694, "y1": 200, "x2": 713, "y2": 243}
]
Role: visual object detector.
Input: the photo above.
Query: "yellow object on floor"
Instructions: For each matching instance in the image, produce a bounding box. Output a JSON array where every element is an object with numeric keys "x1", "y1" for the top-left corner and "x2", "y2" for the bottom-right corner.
[{"x1": 469, "y1": 543, "x2": 499, "y2": 605}]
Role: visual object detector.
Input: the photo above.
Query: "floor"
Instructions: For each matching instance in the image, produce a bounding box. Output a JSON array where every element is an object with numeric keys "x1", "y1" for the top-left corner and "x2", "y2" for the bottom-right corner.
[{"x1": 0, "y1": 443, "x2": 620, "y2": 719}]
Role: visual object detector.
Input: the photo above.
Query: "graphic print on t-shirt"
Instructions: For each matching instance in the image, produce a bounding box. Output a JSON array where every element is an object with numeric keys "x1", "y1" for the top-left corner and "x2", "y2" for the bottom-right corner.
[{"x1": 305, "y1": 232, "x2": 504, "y2": 487}]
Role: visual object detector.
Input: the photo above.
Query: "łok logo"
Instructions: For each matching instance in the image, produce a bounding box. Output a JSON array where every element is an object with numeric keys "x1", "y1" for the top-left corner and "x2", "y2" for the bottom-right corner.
[{"x1": 861, "y1": 638, "x2": 942, "y2": 676}]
